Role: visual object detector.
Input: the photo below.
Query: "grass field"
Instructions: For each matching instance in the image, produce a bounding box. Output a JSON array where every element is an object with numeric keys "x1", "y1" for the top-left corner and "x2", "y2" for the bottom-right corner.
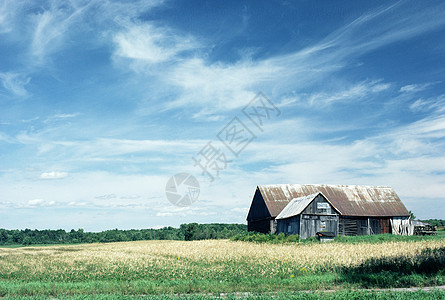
[{"x1": 1, "y1": 237, "x2": 444, "y2": 299}]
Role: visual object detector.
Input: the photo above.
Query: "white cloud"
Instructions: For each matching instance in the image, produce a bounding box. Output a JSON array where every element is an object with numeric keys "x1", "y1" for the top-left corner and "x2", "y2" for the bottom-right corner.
[
  {"x1": 53, "y1": 113, "x2": 79, "y2": 119},
  {"x1": 1, "y1": 171, "x2": 168, "y2": 209},
  {"x1": 29, "y1": 1, "x2": 93, "y2": 63},
  {"x1": 231, "y1": 207, "x2": 249, "y2": 213},
  {"x1": 0, "y1": 1, "x2": 23, "y2": 34},
  {"x1": 0, "y1": 72, "x2": 31, "y2": 97},
  {"x1": 20, "y1": 199, "x2": 57, "y2": 208},
  {"x1": 400, "y1": 82, "x2": 438, "y2": 93},
  {"x1": 28, "y1": 199, "x2": 44, "y2": 206},
  {"x1": 113, "y1": 23, "x2": 197, "y2": 65},
  {"x1": 155, "y1": 206, "x2": 216, "y2": 217},
  {"x1": 307, "y1": 80, "x2": 390, "y2": 106},
  {"x1": 93, "y1": 0, "x2": 445, "y2": 121},
  {"x1": 164, "y1": 58, "x2": 279, "y2": 111},
  {"x1": 409, "y1": 95, "x2": 445, "y2": 113},
  {"x1": 0, "y1": 131, "x2": 13, "y2": 143},
  {"x1": 44, "y1": 113, "x2": 80, "y2": 123},
  {"x1": 39, "y1": 171, "x2": 68, "y2": 179}
]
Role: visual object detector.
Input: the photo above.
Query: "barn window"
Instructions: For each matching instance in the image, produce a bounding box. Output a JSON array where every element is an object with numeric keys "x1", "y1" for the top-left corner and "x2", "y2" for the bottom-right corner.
[
  {"x1": 317, "y1": 202, "x2": 330, "y2": 214},
  {"x1": 287, "y1": 224, "x2": 291, "y2": 232}
]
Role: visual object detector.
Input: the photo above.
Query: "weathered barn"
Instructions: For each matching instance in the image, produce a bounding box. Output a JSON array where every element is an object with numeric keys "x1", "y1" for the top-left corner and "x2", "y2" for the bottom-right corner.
[
  {"x1": 275, "y1": 192, "x2": 340, "y2": 239},
  {"x1": 246, "y1": 184, "x2": 412, "y2": 238}
]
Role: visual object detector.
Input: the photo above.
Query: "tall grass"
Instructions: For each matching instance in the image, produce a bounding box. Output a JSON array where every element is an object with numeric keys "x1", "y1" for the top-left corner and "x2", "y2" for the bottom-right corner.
[
  {"x1": 1, "y1": 290, "x2": 445, "y2": 300},
  {"x1": 0, "y1": 239, "x2": 444, "y2": 296},
  {"x1": 231, "y1": 232, "x2": 445, "y2": 244},
  {"x1": 341, "y1": 246, "x2": 445, "y2": 288}
]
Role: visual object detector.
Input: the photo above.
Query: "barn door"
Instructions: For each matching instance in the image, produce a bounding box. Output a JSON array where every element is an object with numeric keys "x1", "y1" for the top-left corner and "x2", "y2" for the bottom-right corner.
[{"x1": 380, "y1": 218, "x2": 391, "y2": 234}]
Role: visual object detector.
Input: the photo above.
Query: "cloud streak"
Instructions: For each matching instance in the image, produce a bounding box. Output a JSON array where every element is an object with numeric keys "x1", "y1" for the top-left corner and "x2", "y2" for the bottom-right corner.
[{"x1": 0, "y1": 72, "x2": 31, "y2": 97}]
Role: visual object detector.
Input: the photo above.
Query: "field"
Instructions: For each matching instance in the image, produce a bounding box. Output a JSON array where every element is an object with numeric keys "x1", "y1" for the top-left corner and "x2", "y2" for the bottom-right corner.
[{"x1": 1, "y1": 237, "x2": 444, "y2": 299}]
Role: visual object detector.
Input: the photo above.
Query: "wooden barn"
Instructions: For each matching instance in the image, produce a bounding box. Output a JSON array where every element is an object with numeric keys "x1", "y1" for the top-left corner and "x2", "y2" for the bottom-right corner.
[
  {"x1": 246, "y1": 184, "x2": 413, "y2": 238},
  {"x1": 275, "y1": 192, "x2": 340, "y2": 239}
]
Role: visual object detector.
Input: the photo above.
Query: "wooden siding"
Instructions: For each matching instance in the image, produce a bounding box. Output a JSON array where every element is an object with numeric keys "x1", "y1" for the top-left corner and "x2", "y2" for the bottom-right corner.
[
  {"x1": 247, "y1": 189, "x2": 273, "y2": 233},
  {"x1": 299, "y1": 214, "x2": 339, "y2": 239},
  {"x1": 276, "y1": 194, "x2": 339, "y2": 239},
  {"x1": 339, "y1": 217, "x2": 393, "y2": 236},
  {"x1": 277, "y1": 216, "x2": 300, "y2": 235},
  {"x1": 380, "y1": 218, "x2": 391, "y2": 233},
  {"x1": 247, "y1": 189, "x2": 271, "y2": 222},
  {"x1": 248, "y1": 218, "x2": 272, "y2": 233}
]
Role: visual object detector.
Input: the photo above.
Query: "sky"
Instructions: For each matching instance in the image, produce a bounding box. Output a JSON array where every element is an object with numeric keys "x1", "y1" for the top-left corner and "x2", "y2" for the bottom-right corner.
[{"x1": 0, "y1": 0, "x2": 444, "y2": 231}]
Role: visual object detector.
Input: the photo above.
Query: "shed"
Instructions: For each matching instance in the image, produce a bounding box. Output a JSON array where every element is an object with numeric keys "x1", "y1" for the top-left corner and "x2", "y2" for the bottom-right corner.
[
  {"x1": 316, "y1": 232, "x2": 336, "y2": 242},
  {"x1": 246, "y1": 184, "x2": 412, "y2": 237},
  {"x1": 275, "y1": 192, "x2": 340, "y2": 239}
]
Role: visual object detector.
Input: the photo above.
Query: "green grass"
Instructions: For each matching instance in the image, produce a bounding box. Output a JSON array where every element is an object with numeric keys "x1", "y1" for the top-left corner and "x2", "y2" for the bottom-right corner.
[
  {"x1": 0, "y1": 275, "x2": 343, "y2": 296},
  {"x1": 0, "y1": 243, "x2": 77, "y2": 249},
  {"x1": 340, "y1": 247, "x2": 445, "y2": 288},
  {"x1": 1, "y1": 290, "x2": 445, "y2": 299},
  {"x1": 231, "y1": 232, "x2": 445, "y2": 244},
  {"x1": 1, "y1": 238, "x2": 444, "y2": 297},
  {"x1": 334, "y1": 233, "x2": 445, "y2": 244}
]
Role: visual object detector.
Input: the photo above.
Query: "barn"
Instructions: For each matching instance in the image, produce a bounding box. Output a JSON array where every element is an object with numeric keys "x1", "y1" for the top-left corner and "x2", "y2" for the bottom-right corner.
[
  {"x1": 275, "y1": 192, "x2": 340, "y2": 239},
  {"x1": 246, "y1": 184, "x2": 413, "y2": 238}
]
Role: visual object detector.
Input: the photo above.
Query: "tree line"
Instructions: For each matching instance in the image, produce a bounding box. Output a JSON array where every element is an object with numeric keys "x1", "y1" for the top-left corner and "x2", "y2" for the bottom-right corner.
[
  {"x1": 0, "y1": 223, "x2": 247, "y2": 246},
  {"x1": 421, "y1": 219, "x2": 445, "y2": 228}
]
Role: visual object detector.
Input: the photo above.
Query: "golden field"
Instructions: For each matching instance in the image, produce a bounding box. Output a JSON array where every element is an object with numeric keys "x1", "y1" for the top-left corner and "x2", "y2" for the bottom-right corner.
[{"x1": 1, "y1": 239, "x2": 444, "y2": 281}]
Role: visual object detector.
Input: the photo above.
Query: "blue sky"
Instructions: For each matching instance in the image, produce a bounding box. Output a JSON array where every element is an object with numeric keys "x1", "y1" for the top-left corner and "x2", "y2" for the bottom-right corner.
[{"x1": 1, "y1": 0, "x2": 444, "y2": 231}]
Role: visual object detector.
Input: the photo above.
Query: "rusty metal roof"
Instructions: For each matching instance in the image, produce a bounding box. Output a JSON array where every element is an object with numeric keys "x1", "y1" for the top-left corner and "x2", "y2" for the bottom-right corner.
[
  {"x1": 276, "y1": 193, "x2": 320, "y2": 220},
  {"x1": 258, "y1": 184, "x2": 409, "y2": 217}
]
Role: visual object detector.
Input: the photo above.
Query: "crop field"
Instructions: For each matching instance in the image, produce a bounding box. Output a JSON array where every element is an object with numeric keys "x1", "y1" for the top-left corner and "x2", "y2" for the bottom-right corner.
[{"x1": 0, "y1": 238, "x2": 444, "y2": 299}]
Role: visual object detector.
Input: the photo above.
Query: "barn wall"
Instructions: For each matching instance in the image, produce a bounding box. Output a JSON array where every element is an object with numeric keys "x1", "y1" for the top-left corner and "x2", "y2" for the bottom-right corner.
[
  {"x1": 339, "y1": 217, "x2": 368, "y2": 236},
  {"x1": 339, "y1": 217, "x2": 394, "y2": 236},
  {"x1": 276, "y1": 216, "x2": 300, "y2": 235},
  {"x1": 248, "y1": 219, "x2": 271, "y2": 233},
  {"x1": 380, "y1": 218, "x2": 391, "y2": 234},
  {"x1": 299, "y1": 215, "x2": 339, "y2": 239},
  {"x1": 247, "y1": 189, "x2": 271, "y2": 221},
  {"x1": 302, "y1": 194, "x2": 335, "y2": 215},
  {"x1": 247, "y1": 189, "x2": 272, "y2": 233},
  {"x1": 277, "y1": 194, "x2": 339, "y2": 239},
  {"x1": 299, "y1": 194, "x2": 339, "y2": 239}
]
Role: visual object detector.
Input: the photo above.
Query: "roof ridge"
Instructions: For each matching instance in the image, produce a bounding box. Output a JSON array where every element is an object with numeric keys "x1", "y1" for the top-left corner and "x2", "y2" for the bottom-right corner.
[
  {"x1": 258, "y1": 184, "x2": 393, "y2": 188},
  {"x1": 255, "y1": 184, "x2": 409, "y2": 217}
]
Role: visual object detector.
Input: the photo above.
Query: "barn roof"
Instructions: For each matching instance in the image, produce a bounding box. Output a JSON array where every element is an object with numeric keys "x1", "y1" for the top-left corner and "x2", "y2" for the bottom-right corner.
[
  {"x1": 411, "y1": 220, "x2": 431, "y2": 227},
  {"x1": 276, "y1": 193, "x2": 320, "y2": 220},
  {"x1": 257, "y1": 184, "x2": 409, "y2": 218}
]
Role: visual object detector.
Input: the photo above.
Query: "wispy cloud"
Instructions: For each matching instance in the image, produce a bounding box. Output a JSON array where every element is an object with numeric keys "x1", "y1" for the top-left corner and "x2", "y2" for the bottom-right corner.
[
  {"x1": 410, "y1": 95, "x2": 445, "y2": 113},
  {"x1": 111, "y1": 1, "x2": 445, "y2": 116},
  {"x1": 39, "y1": 171, "x2": 69, "y2": 179},
  {"x1": 0, "y1": 131, "x2": 13, "y2": 143},
  {"x1": 0, "y1": 72, "x2": 31, "y2": 97},
  {"x1": 29, "y1": 2, "x2": 92, "y2": 64},
  {"x1": 400, "y1": 82, "x2": 438, "y2": 93},
  {"x1": 164, "y1": 58, "x2": 278, "y2": 112},
  {"x1": 307, "y1": 80, "x2": 391, "y2": 106},
  {"x1": 113, "y1": 23, "x2": 198, "y2": 65},
  {"x1": 44, "y1": 113, "x2": 80, "y2": 123},
  {"x1": 22, "y1": 199, "x2": 56, "y2": 208},
  {"x1": 1, "y1": 1, "x2": 444, "y2": 228}
]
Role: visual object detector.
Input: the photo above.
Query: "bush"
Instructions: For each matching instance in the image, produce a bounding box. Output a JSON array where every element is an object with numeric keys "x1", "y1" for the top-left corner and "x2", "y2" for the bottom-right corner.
[
  {"x1": 230, "y1": 232, "x2": 300, "y2": 244},
  {"x1": 341, "y1": 247, "x2": 445, "y2": 287}
]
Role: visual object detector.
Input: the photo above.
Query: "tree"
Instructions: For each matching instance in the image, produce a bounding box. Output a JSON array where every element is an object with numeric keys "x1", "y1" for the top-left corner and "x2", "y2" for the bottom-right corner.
[
  {"x1": 184, "y1": 223, "x2": 198, "y2": 241},
  {"x1": 22, "y1": 236, "x2": 32, "y2": 246},
  {"x1": 409, "y1": 211, "x2": 416, "y2": 220}
]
